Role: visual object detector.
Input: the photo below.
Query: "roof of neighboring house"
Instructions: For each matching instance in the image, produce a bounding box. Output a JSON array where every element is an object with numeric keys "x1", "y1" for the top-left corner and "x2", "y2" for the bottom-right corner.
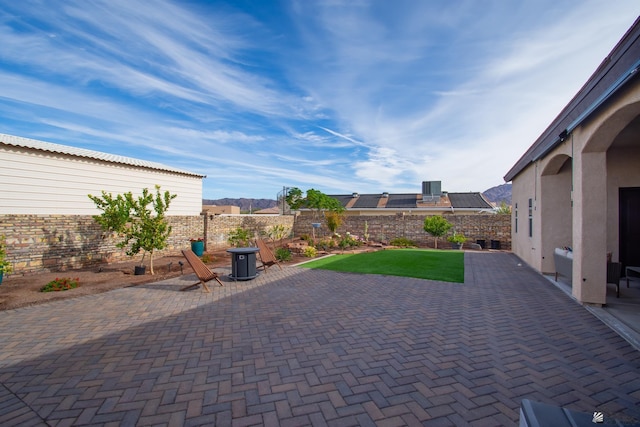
[
  {"x1": 504, "y1": 17, "x2": 640, "y2": 182},
  {"x1": 0, "y1": 133, "x2": 205, "y2": 178},
  {"x1": 329, "y1": 192, "x2": 493, "y2": 211}
]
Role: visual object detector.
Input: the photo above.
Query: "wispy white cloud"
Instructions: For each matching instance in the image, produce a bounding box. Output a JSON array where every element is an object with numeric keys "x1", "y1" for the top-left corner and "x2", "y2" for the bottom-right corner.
[{"x1": 0, "y1": 0, "x2": 638, "y2": 198}]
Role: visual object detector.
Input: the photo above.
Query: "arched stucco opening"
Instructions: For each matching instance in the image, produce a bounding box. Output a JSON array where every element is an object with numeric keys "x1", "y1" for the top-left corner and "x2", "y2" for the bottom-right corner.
[
  {"x1": 539, "y1": 155, "x2": 573, "y2": 274},
  {"x1": 572, "y1": 99, "x2": 640, "y2": 304}
]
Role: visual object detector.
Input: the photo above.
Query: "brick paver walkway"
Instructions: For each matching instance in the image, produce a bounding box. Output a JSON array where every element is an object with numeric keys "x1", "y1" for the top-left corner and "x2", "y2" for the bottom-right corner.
[{"x1": 1, "y1": 252, "x2": 639, "y2": 426}]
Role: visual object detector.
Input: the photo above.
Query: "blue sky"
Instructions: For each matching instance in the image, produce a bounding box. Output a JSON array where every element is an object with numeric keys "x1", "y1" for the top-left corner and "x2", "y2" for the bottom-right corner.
[{"x1": 1, "y1": 1, "x2": 638, "y2": 200}]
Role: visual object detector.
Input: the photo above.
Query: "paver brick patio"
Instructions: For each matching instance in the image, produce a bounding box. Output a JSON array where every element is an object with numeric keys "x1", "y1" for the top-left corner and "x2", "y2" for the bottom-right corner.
[{"x1": 0, "y1": 252, "x2": 639, "y2": 426}]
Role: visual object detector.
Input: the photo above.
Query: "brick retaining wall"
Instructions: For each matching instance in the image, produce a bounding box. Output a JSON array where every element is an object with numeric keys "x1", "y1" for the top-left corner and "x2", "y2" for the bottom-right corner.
[
  {"x1": 1, "y1": 213, "x2": 507, "y2": 275},
  {"x1": 293, "y1": 213, "x2": 511, "y2": 250},
  {"x1": 0, "y1": 214, "x2": 294, "y2": 275}
]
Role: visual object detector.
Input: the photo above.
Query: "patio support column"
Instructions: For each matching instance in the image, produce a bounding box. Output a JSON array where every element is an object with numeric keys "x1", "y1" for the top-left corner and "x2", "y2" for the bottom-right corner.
[{"x1": 572, "y1": 150, "x2": 607, "y2": 305}]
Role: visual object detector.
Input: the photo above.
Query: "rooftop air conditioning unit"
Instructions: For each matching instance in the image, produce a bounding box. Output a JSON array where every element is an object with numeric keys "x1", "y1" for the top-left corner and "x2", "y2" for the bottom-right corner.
[
  {"x1": 422, "y1": 181, "x2": 442, "y2": 202},
  {"x1": 352, "y1": 192, "x2": 359, "y2": 198}
]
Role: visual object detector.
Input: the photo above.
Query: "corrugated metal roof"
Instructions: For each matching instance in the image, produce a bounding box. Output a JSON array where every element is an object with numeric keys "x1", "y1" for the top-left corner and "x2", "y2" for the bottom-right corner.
[{"x1": 0, "y1": 133, "x2": 205, "y2": 178}]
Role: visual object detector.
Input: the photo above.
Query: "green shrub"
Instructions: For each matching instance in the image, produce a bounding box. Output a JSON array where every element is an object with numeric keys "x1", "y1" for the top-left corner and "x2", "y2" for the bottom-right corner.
[
  {"x1": 303, "y1": 246, "x2": 318, "y2": 258},
  {"x1": 315, "y1": 238, "x2": 336, "y2": 251},
  {"x1": 390, "y1": 237, "x2": 416, "y2": 247},
  {"x1": 338, "y1": 233, "x2": 362, "y2": 250},
  {"x1": 41, "y1": 277, "x2": 79, "y2": 292},
  {"x1": 228, "y1": 227, "x2": 252, "y2": 247},
  {"x1": 275, "y1": 247, "x2": 292, "y2": 261}
]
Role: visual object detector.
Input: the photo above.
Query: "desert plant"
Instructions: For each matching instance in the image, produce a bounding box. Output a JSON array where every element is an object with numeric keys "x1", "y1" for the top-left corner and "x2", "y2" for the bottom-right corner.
[
  {"x1": 275, "y1": 247, "x2": 292, "y2": 262},
  {"x1": 363, "y1": 221, "x2": 370, "y2": 242},
  {"x1": 303, "y1": 246, "x2": 318, "y2": 258},
  {"x1": 315, "y1": 238, "x2": 336, "y2": 251},
  {"x1": 423, "y1": 215, "x2": 453, "y2": 249},
  {"x1": 201, "y1": 253, "x2": 214, "y2": 263},
  {"x1": 495, "y1": 201, "x2": 512, "y2": 215},
  {"x1": 41, "y1": 277, "x2": 79, "y2": 292},
  {"x1": 266, "y1": 224, "x2": 290, "y2": 246},
  {"x1": 88, "y1": 185, "x2": 176, "y2": 275},
  {"x1": 0, "y1": 235, "x2": 13, "y2": 276},
  {"x1": 338, "y1": 233, "x2": 361, "y2": 252},
  {"x1": 390, "y1": 237, "x2": 416, "y2": 247},
  {"x1": 324, "y1": 211, "x2": 343, "y2": 234},
  {"x1": 447, "y1": 232, "x2": 467, "y2": 244},
  {"x1": 227, "y1": 227, "x2": 252, "y2": 247}
]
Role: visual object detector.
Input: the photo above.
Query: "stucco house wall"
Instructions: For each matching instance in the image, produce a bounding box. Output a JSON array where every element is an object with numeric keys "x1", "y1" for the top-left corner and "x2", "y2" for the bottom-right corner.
[{"x1": 505, "y1": 18, "x2": 640, "y2": 305}]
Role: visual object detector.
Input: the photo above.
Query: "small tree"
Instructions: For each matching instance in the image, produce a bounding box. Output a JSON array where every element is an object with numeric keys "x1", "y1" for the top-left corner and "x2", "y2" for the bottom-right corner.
[
  {"x1": 286, "y1": 187, "x2": 344, "y2": 221},
  {"x1": 89, "y1": 185, "x2": 176, "y2": 275},
  {"x1": 423, "y1": 215, "x2": 452, "y2": 249},
  {"x1": 325, "y1": 210, "x2": 343, "y2": 234},
  {"x1": 495, "y1": 201, "x2": 512, "y2": 215}
]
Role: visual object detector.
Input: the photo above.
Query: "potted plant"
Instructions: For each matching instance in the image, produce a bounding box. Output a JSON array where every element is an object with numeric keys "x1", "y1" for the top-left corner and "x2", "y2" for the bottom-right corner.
[
  {"x1": 190, "y1": 237, "x2": 205, "y2": 256},
  {"x1": 89, "y1": 185, "x2": 176, "y2": 275},
  {"x1": 447, "y1": 232, "x2": 467, "y2": 250},
  {"x1": 0, "y1": 235, "x2": 13, "y2": 284}
]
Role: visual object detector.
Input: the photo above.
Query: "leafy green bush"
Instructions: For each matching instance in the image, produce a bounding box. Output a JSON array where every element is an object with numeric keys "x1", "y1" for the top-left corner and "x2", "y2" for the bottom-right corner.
[
  {"x1": 390, "y1": 237, "x2": 416, "y2": 247},
  {"x1": 338, "y1": 233, "x2": 362, "y2": 250},
  {"x1": 303, "y1": 246, "x2": 318, "y2": 258},
  {"x1": 41, "y1": 277, "x2": 79, "y2": 292},
  {"x1": 315, "y1": 238, "x2": 336, "y2": 251},
  {"x1": 275, "y1": 247, "x2": 292, "y2": 261},
  {"x1": 228, "y1": 227, "x2": 252, "y2": 247}
]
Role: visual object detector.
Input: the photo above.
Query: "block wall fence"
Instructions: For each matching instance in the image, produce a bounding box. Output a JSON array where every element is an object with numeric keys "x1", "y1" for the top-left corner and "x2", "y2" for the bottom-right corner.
[
  {"x1": 1, "y1": 212, "x2": 509, "y2": 275},
  {"x1": 0, "y1": 214, "x2": 294, "y2": 275},
  {"x1": 293, "y1": 213, "x2": 511, "y2": 250}
]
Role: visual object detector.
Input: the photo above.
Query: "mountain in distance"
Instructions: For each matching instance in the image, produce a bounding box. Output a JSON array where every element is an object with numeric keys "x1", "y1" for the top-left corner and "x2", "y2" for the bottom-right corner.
[
  {"x1": 482, "y1": 183, "x2": 512, "y2": 205},
  {"x1": 203, "y1": 198, "x2": 277, "y2": 212},
  {"x1": 205, "y1": 184, "x2": 512, "y2": 211}
]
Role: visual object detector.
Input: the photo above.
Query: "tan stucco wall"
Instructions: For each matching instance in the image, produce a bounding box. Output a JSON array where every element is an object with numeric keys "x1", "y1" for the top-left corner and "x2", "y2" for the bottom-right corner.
[
  {"x1": 509, "y1": 77, "x2": 640, "y2": 305},
  {"x1": 511, "y1": 165, "x2": 541, "y2": 270},
  {"x1": 540, "y1": 158, "x2": 573, "y2": 274}
]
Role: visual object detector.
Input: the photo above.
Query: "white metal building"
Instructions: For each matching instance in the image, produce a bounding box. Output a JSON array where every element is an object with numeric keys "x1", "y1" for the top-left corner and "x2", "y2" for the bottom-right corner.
[{"x1": 0, "y1": 133, "x2": 205, "y2": 216}]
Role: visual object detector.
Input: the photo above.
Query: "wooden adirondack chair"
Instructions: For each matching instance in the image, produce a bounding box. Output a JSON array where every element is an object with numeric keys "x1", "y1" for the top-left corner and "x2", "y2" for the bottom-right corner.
[
  {"x1": 255, "y1": 238, "x2": 282, "y2": 273},
  {"x1": 181, "y1": 249, "x2": 223, "y2": 292}
]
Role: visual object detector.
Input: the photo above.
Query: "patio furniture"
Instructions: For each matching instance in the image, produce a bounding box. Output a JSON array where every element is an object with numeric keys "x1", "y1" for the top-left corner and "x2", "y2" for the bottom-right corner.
[
  {"x1": 255, "y1": 238, "x2": 282, "y2": 273},
  {"x1": 553, "y1": 248, "x2": 573, "y2": 282},
  {"x1": 180, "y1": 249, "x2": 223, "y2": 292},
  {"x1": 626, "y1": 265, "x2": 640, "y2": 291},
  {"x1": 607, "y1": 262, "x2": 622, "y2": 298}
]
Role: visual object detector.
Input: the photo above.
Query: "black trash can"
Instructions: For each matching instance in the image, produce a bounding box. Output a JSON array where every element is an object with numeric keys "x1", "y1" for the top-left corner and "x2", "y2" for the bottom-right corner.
[
  {"x1": 476, "y1": 239, "x2": 486, "y2": 249},
  {"x1": 227, "y1": 247, "x2": 259, "y2": 280},
  {"x1": 490, "y1": 240, "x2": 501, "y2": 250}
]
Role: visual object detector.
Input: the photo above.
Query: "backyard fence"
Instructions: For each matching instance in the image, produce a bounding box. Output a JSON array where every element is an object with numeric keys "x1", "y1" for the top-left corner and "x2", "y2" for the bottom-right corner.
[{"x1": 1, "y1": 212, "x2": 510, "y2": 275}]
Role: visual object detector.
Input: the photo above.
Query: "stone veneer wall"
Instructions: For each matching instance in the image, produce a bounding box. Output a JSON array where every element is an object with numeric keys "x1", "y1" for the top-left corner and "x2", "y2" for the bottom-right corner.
[
  {"x1": 0, "y1": 214, "x2": 294, "y2": 275},
  {"x1": 293, "y1": 213, "x2": 511, "y2": 250}
]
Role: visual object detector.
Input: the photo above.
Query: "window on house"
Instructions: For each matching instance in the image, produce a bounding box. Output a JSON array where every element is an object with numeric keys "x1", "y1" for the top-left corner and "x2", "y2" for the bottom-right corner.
[{"x1": 528, "y1": 199, "x2": 533, "y2": 238}]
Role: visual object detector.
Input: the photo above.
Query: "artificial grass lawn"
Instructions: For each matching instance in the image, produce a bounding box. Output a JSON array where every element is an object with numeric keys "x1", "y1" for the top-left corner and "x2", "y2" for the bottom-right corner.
[{"x1": 300, "y1": 248, "x2": 464, "y2": 283}]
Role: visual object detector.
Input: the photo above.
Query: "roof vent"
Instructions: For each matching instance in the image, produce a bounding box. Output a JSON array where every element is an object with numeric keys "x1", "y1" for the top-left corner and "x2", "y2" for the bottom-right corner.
[
  {"x1": 422, "y1": 181, "x2": 442, "y2": 202},
  {"x1": 382, "y1": 192, "x2": 389, "y2": 198},
  {"x1": 352, "y1": 192, "x2": 359, "y2": 198}
]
